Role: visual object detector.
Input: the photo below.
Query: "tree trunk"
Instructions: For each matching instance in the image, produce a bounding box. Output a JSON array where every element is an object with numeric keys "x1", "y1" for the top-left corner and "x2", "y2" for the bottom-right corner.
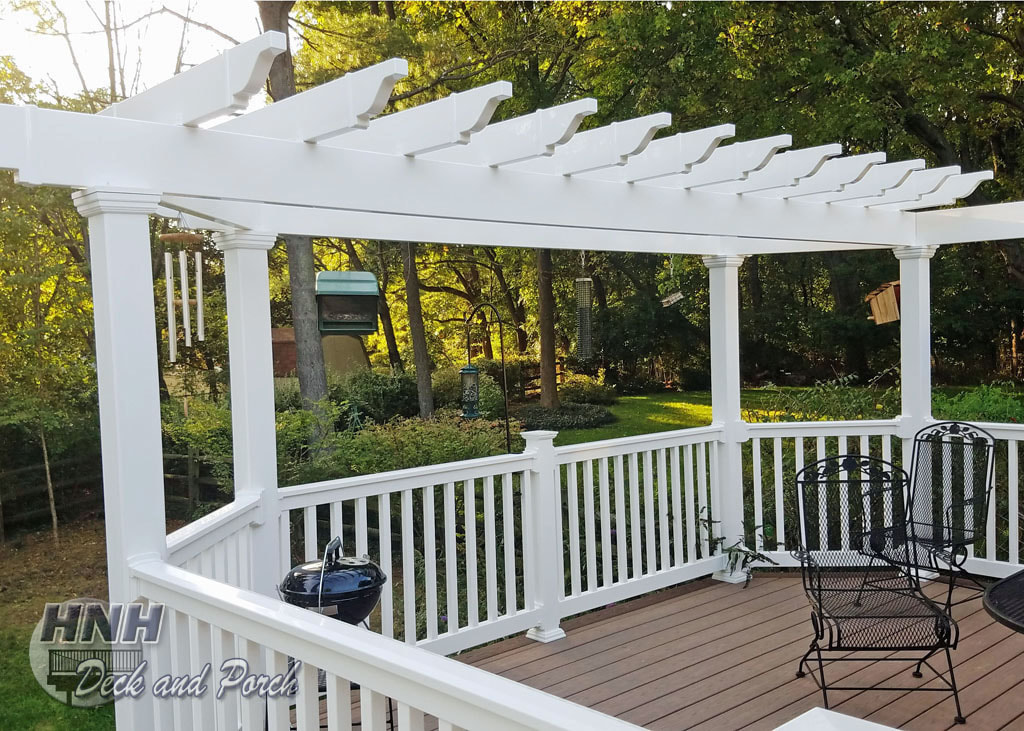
[
  {"x1": 537, "y1": 248, "x2": 560, "y2": 409},
  {"x1": 40, "y1": 426, "x2": 59, "y2": 545},
  {"x1": 258, "y1": 2, "x2": 330, "y2": 415},
  {"x1": 403, "y1": 242, "x2": 434, "y2": 417},
  {"x1": 344, "y1": 239, "x2": 403, "y2": 372}
]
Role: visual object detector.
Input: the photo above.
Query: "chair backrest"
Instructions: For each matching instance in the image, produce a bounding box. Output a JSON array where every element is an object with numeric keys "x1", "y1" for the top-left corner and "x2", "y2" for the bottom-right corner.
[
  {"x1": 796, "y1": 455, "x2": 910, "y2": 591},
  {"x1": 909, "y1": 421, "x2": 996, "y2": 548}
]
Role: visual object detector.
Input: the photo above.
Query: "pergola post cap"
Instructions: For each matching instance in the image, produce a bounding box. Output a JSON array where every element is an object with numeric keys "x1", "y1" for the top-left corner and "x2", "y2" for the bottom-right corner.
[
  {"x1": 72, "y1": 188, "x2": 162, "y2": 217},
  {"x1": 702, "y1": 254, "x2": 747, "y2": 269},
  {"x1": 213, "y1": 230, "x2": 279, "y2": 251},
  {"x1": 893, "y1": 245, "x2": 939, "y2": 260}
]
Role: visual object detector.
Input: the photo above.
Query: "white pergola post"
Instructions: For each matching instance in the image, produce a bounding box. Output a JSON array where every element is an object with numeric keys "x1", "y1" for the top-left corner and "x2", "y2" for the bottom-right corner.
[
  {"x1": 213, "y1": 230, "x2": 283, "y2": 595},
  {"x1": 895, "y1": 245, "x2": 938, "y2": 460},
  {"x1": 703, "y1": 254, "x2": 748, "y2": 583},
  {"x1": 72, "y1": 189, "x2": 165, "y2": 729}
]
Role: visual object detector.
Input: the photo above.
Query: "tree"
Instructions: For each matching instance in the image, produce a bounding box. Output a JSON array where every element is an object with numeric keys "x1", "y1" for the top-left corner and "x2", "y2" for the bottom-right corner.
[
  {"x1": 257, "y1": 1, "x2": 330, "y2": 419},
  {"x1": 536, "y1": 248, "x2": 559, "y2": 409},
  {"x1": 403, "y1": 242, "x2": 434, "y2": 417}
]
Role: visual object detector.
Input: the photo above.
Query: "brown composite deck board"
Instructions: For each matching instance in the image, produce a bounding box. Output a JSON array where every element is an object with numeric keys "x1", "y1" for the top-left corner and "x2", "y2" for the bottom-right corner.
[{"x1": 463, "y1": 574, "x2": 1024, "y2": 730}]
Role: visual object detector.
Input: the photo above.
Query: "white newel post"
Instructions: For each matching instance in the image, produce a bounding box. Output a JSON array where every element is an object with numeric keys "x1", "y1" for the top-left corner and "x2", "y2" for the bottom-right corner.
[
  {"x1": 522, "y1": 430, "x2": 567, "y2": 642},
  {"x1": 703, "y1": 254, "x2": 748, "y2": 583},
  {"x1": 214, "y1": 230, "x2": 283, "y2": 596},
  {"x1": 73, "y1": 189, "x2": 165, "y2": 729},
  {"x1": 894, "y1": 245, "x2": 937, "y2": 467}
]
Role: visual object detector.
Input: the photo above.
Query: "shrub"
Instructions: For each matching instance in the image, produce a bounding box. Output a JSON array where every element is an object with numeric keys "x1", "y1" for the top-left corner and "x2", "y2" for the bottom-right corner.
[
  {"x1": 615, "y1": 375, "x2": 667, "y2": 395},
  {"x1": 474, "y1": 357, "x2": 528, "y2": 400},
  {"x1": 513, "y1": 402, "x2": 615, "y2": 431},
  {"x1": 331, "y1": 368, "x2": 418, "y2": 424},
  {"x1": 432, "y1": 367, "x2": 505, "y2": 418},
  {"x1": 933, "y1": 383, "x2": 1024, "y2": 423},
  {"x1": 292, "y1": 412, "x2": 521, "y2": 482},
  {"x1": 744, "y1": 370, "x2": 899, "y2": 423},
  {"x1": 559, "y1": 373, "x2": 618, "y2": 405},
  {"x1": 274, "y1": 377, "x2": 304, "y2": 412}
]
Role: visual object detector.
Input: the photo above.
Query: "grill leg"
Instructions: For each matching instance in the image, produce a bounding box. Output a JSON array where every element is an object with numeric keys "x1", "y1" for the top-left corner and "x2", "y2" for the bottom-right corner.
[{"x1": 946, "y1": 646, "x2": 966, "y2": 724}]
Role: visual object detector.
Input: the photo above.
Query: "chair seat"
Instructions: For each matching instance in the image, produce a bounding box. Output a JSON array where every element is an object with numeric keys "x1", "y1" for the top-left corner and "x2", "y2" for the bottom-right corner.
[{"x1": 814, "y1": 587, "x2": 955, "y2": 650}]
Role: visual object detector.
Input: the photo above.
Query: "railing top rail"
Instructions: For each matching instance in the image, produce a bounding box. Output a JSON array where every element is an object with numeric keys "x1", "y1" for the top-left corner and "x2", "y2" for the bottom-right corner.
[
  {"x1": 166, "y1": 493, "x2": 260, "y2": 563},
  {"x1": 746, "y1": 419, "x2": 900, "y2": 436},
  {"x1": 133, "y1": 560, "x2": 638, "y2": 731},
  {"x1": 962, "y1": 420, "x2": 1024, "y2": 440},
  {"x1": 278, "y1": 452, "x2": 535, "y2": 509},
  {"x1": 554, "y1": 424, "x2": 723, "y2": 462}
]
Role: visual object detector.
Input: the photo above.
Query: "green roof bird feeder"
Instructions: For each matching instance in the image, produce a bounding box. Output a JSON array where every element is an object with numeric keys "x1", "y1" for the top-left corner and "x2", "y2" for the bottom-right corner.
[
  {"x1": 315, "y1": 271, "x2": 379, "y2": 335},
  {"x1": 460, "y1": 364, "x2": 481, "y2": 419}
]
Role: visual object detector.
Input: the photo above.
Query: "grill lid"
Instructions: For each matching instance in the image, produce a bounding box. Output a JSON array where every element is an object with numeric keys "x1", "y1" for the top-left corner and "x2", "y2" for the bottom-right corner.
[{"x1": 279, "y1": 555, "x2": 387, "y2": 607}]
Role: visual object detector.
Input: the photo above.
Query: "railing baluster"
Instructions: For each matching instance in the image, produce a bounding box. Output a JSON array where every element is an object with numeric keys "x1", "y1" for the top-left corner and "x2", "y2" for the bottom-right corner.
[
  {"x1": 360, "y1": 687, "x2": 388, "y2": 730},
  {"x1": 773, "y1": 438, "x2": 785, "y2": 551},
  {"x1": 189, "y1": 619, "x2": 215, "y2": 729},
  {"x1": 987, "y1": 453, "x2": 998, "y2": 562},
  {"x1": 296, "y1": 658, "x2": 320, "y2": 730},
  {"x1": 168, "y1": 609, "x2": 193, "y2": 731},
  {"x1": 238, "y1": 638, "x2": 264, "y2": 731},
  {"x1": 502, "y1": 472, "x2": 517, "y2": 616},
  {"x1": 628, "y1": 452, "x2": 643, "y2": 577},
  {"x1": 752, "y1": 438, "x2": 763, "y2": 549},
  {"x1": 696, "y1": 444, "x2": 709, "y2": 556},
  {"x1": 642, "y1": 450, "x2": 656, "y2": 574},
  {"x1": 330, "y1": 501, "x2": 344, "y2": 554},
  {"x1": 838, "y1": 435, "x2": 849, "y2": 549},
  {"x1": 583, "y1": 458, "x2": 597, "y2": 590},
  {"x1": 425, "y1": 484, "x2": 439, "y2": 638},
  {"x1": 378, "y1": 492, "x2": 394, "y2": 638},
  {"x1": 684, "y1": 445, "x2": 697, "y2": 562},
  {"x1": 882, "y1": 435, "x2": 894, "y2": 527},
  {"x1": 670, "y1": 447, "x2": 683, "y2": 567},
  {"x1": 280, "y1": 510, "x2": 292, "y2": 579},
  {"x1": 356, "y1": 496, "x2": 369, "y2": 557},
  {"x1": 464, "y1": 479, "x2": 479, "y2": 627},
  {"x1": 444, "y1": 481, "x2": 460, "y2": 631},
  {"x1": 396, "y1": 702, "x2": 425, "y2": 731},
  {"x1": 795, "y1": 438, "x2": 805, "y2": 547},
  {"x1": 599, "y1": 457, "x2": 613, "y2": 587},
  {"x1": 483, "y1": 475, "x2": 498, "y2": 620},
  {"x1": 266, "y1": 650, "x2": 291, "y2": 731},
  {"x1": 1010, "y1": 440, "x2": 1019, "y2": 564},
  {"x1": 304, "y1": 505, "x2": 318, "y2": 561},
  {"x1": 566, "y1": 462, "x2": 581, "y2": 596},
  {"x1": 226, "y1": 531, "x2": 239, "y2": 587},
  {"x1": 614, "y1": 454, "x2": 627, "y2": 583},
  {"x1": 401, "y1": 489, "x2": 416, "y2": 643},
  {"x1": 657, "y1": 448, "x2": 670, "y2": 571},
  {"x1": 521, "y1": 470, "x2": 535, "y2": 610},
  {"x1": 325, "y1": 671, "x2": 353, "y2": 731},
  {"x1": 213, "y1": 627, "x2": 239, "y2": 731}
]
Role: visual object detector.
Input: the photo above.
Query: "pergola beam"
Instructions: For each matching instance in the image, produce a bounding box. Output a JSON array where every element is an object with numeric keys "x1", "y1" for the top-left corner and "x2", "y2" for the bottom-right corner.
[
  {"x1": 875, "y1": 171, "x2": 992, "y2": 211},
  {"x1": 159, "y1": 195, "x2": 891, "y2": 254},
  {"x1": 915, "y1": 201, "x2": 1024, "y2": 244},
  {"x1": 646, "y1": 135, "x2": 792, "y2": 189},
  {"x1": 803, "y1": 159, "x2": 925, "y2": 203},
  {"x1": 0, "y1": 104, "x2": 916, "y2": 245},
  {"x1": 99, "y1": 32, "x2": 286, "y2": 126},
  {"x1": 579, "y1": 125, "x2": 735, "y2": 183},
  {"x1": 212, "y1": 58, "x2": 408, "y2": 142},
  {"x1": 700, "y1": 144, "x2": 842, "y2": 194},
  {"x1": 752, "y1": 153, "x2": 886, "y2": 199}
]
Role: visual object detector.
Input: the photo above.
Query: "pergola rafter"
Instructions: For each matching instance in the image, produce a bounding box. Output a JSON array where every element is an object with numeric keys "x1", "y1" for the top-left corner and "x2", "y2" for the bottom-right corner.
[{"x1": 2, "y1": 31, "x2": 1017, "y2": 254}]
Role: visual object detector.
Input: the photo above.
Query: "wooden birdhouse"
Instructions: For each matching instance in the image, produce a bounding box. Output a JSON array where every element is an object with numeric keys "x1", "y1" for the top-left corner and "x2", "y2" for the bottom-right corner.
[
  {"x1": 315, "y1": 271, "x2": 379, "y2": 335},
  {"x1": 865, "y1": 281, "x2": 901, "y2": 324}
]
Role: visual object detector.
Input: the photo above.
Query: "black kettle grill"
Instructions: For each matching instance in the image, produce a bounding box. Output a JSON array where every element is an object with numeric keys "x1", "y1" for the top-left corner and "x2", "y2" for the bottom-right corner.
[{"x1": 279, "y1": 536, "x2": 387, "y2": 625}]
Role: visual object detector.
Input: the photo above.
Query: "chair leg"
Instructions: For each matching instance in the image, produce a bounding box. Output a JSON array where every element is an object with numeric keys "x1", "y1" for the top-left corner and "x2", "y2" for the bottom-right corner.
[
  {"x1": 854, "y1": 555, "x2": 875, "y2": 607},
  {"x1": 914, "y1": 648, "x2": 938, "y2": 678},
  {"x1": 945, "y1": 646, "x2": 966, "y2": 724},
  {"x1": 815, "y1": 643, "x2": 829, "y2": 709},
  {"x1": 795, "y1": 642, "x2": 815, "y2": 678}
]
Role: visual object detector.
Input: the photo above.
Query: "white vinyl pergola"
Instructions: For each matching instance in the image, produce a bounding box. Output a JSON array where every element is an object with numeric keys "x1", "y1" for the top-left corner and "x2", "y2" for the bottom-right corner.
[{"x1": 7, "y1": 32, "x2": 1024, "y2": 730}]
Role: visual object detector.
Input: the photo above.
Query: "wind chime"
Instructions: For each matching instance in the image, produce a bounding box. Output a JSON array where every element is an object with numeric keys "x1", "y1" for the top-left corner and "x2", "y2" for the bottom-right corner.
[
  {"x1": 576, "y1": 251, "x2": 593, "y2": 361},
  {"x1": 159, "y1": 230, "x2": 206, "y2": 363}
]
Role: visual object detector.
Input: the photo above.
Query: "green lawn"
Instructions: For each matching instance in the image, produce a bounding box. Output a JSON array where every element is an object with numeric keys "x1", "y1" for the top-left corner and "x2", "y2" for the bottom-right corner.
[{"x1": 555, "y1": 390, "x2": 787, "y2": 445}]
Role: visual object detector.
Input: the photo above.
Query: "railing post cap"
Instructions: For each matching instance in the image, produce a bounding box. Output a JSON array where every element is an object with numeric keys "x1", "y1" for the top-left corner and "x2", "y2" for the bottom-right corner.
[{"x1": 521, "y1": 430, "x2": 558, "y2": 442}]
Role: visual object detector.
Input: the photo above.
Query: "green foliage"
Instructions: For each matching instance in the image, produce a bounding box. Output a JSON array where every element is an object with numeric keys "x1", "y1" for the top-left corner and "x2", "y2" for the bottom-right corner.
[
  {"x1": 431, "y1": 367, "x2": 504, "y2": 418},
  {"x1": 514, "y1": 402, "x2": 615, "y2": 431},
  {"x1": 614, "y1": 374, "x2": 667, "y2": 396},
  {"x1": 559, "y1": 373, "x2": 618, "y2": 405},
  {"x1": 161, "y1": 400, "x2": 234, "y2": 490},
  {"x1": 330, "y1": 369, "x2": 418, "y2": 425},
  {"x1": 292, "y1": 412, "x2": 518, "y2": 484},
  {"x1": 933, "y1": 383, "x2": 1024, "y2": 424},
  {"x1": 745, "y1": 372, "x2": 899, "y2": 423}
]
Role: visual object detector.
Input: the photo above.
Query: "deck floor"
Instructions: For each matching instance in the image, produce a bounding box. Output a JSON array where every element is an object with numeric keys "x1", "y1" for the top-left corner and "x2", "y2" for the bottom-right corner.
[{"x1": 455, "y1": 574, "x2": 1024, "y2": 730}]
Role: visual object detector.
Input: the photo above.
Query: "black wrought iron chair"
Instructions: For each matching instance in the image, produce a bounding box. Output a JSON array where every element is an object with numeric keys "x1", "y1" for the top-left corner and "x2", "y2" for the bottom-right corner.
[
  {"x1": 793, "y1": 455, "x2": 966, "y2": 724},
  {"x1": 905, "y1": 421, "x2": 996, "y2": 611}
]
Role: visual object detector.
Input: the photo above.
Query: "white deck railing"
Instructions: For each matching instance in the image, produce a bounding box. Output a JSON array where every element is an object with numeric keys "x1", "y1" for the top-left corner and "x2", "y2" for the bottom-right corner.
[
  {"x1": 132, "y1": 559, "x2": 640, "y2": 731},
  {"x1": 166, "y1": 493, "x2": 261, "y2": 591}
]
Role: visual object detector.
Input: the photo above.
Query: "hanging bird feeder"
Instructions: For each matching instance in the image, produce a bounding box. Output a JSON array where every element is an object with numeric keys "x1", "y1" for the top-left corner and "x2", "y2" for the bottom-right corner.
[
  {"x1": 576, "y1": 276, "x2": 594, "y2": 361},
  {"x1": 315, "y1": 271, "x2": 379, "y2": 335},
  {"x1": 865, "y1": 281, "x2": 901, "y2": 324}
]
